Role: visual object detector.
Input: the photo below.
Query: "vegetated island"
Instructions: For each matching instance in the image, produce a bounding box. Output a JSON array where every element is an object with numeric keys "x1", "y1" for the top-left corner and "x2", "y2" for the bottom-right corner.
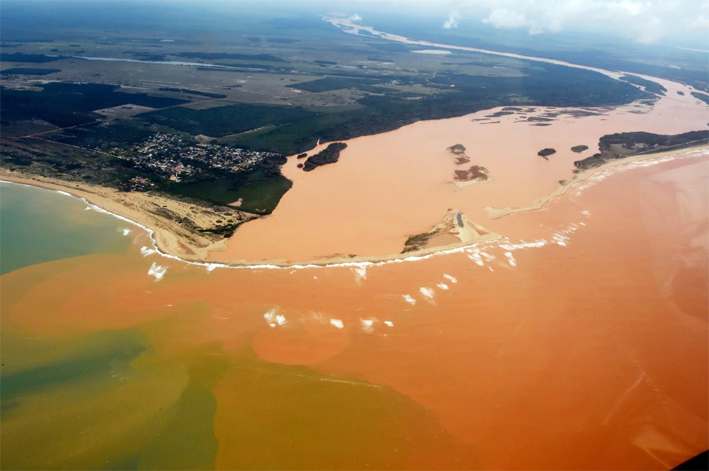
[
  {"x1": 573, "y1": 130, "x2": 709, "y2": 171},
  {"x1": 691, "y1": 91, "x2": 709, "y2": 105},
  {"x1": 571, "y1": 145, "x2": 589, "y2": 153},
  {"x1": 447, "y1": 143, "x2": 466, "y2": 154},
  {"x1": 619, "y1": 75, "x2": 667, "y2": 96},
  {"x1": 454, "y1": 165, "x2": 489, "y2": 183},
  {"x1": 447, "y1": 144, "x2": 471, "y2": 165},
  {"x1": 302, "y1": 143, "x2": 347, "y2": 171},
  {"x1": 537, "y1": 148, "x2": 556, "y2": 160},
  {"x1": 445, "y1": 144, "x2": 490, "y2": 187}
]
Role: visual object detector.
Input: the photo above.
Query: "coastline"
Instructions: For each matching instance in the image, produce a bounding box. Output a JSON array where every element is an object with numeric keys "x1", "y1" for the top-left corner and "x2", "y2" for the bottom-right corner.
[
  {"x1": 0, "y1": 169, "x2": 233, "y2": 262},
  {"x1": 485, "y1": 144, "x2": 709, "y2": 220},
  {"x1": 3, "y1": 143, "x2": 707, "y2": 269}
]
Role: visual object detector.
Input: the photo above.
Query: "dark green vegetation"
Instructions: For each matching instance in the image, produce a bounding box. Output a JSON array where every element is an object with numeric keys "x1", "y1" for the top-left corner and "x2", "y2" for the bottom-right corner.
[
  {"x1": 454, "y1": 165, "x2": 489, "y2": 182},
  {"x1": 571, "y1": 145, "x2": 589, "y2": 153},
  {"x1": 287, "y1": 77, "x2": 379, "y2": 93},
  {"x1": 303, "y1": 142, "x2": 347, "y2": 171},
  {"x1": 225, "y1": 65, "x2": 648, "y2": 155},
  {"x1": 619, "y1": 75, "x2": 667, "y2": 95},
  {"x1": 402, "y1": 228, "x2": 443, "y2": 253},
  {"x1": 537, "y1": 148, "x2": 556, "y2": 159},
  {"x1": 1, "y1": 67, "x2": 60, "y2": 75},
  {"x1": 573, "y1": 130, "x2": 709, "y2": 171},
  {"x1": 165, "y1": 158, "x2": 292, "y2": 214},
  {"x1": 158, "y1": 87, "x2": 226, "y2": 99},
  {"x1": 0, "y1": 52, "x2": 67, "y2": 62},
  {"x1": 140, "y1": 104, "x2": 317, "y2": 138},
  {"x1": 175, "y1": 52, "x2": 286, "y2": 63},
  {"x1": 691, "y1": 91, "x2": 709, "y2": 105},
  {"x1": 0, "y1": 83, "x2": 187, "y2": 127}
]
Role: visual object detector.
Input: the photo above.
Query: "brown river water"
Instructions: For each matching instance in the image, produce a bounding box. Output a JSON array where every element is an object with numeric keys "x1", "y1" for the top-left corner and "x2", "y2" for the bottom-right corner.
[
  {"x1": 1, "y1": 30, "x2": 708, "y2": 469},
  {"x1": 2, "y1": 148, "x2": 707, "y2": 469}
]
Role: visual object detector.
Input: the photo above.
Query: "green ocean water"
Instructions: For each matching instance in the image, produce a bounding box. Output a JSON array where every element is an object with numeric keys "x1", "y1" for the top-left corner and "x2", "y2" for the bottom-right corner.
[
  {"x1": 0, "y1": 181, "x2": 473, "y2": 470},
  {"x1": 0, "y1": 182, "x2": 131, "y2": 274}
]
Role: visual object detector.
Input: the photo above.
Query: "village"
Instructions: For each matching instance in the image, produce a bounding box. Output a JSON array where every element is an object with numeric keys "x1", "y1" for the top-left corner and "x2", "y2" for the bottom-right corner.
[{"x1": 122, "y1": 133, "x2": 281, "y2": 182}]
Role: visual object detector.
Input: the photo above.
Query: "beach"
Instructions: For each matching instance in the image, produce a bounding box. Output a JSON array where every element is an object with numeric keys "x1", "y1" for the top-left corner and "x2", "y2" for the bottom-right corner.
[{"x1": 0, "y1": 169, "x2": 251, "y2": 262}]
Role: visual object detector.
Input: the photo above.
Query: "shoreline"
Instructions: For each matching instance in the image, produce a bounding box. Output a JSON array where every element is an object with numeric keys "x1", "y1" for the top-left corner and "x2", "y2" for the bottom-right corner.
[
  {"x1": 484, "y1": 144, "x2": 709, "y2": 219},
  {"x1": 0, "y1": 170, "x2": 232, "y2": 262},
  {"x1": 3, "y1": 143, "x2": 707, "y2": 269}
]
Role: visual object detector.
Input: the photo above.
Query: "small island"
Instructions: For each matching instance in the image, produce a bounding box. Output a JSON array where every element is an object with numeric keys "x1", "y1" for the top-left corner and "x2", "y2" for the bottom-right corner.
[
  {"x1": 571, "y1": 145, "x2": 589, "y2": 153},
  {"x1": 573, "y1": 130, "x2": 709, "y2": 171},
  {"x1": 454, "y1": 165, "x2": 489, "y2": 183},
  {"x1": 537, "y1": 148, "x2": 556, "y2": 160},
  {"x1": 447, "y1": 144, "x2": 466, "y2": 155},
  {"x1": 302, "y1": 142, "x2": 348, "y2": 171}
]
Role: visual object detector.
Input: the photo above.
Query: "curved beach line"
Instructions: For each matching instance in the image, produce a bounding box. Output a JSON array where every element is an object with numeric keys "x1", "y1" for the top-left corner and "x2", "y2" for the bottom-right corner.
[{"x1": 3, "y1": 145, "x2": 706, "y2": 271}]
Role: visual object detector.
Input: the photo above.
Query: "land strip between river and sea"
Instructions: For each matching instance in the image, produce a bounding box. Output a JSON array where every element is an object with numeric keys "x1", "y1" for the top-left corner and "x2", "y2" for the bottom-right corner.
[
  {"x1": 2, "y1": 17, "x2": 707, "y2": 268},
  {"x1": 3, "y1": 141, "x2": 707, "y2": 269}
]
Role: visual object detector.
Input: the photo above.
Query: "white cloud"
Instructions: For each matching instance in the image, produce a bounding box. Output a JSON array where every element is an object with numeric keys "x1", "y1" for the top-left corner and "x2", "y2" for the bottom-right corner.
[
  {"x1": 443, "y1": 10, "x2": 460, "y2": 29},
  {"x1": 483, "y1": 8, "x2": 529, "y2": 29},
  {"x1": 441, "y1": 0, "x2": 709, "y2": 44}
]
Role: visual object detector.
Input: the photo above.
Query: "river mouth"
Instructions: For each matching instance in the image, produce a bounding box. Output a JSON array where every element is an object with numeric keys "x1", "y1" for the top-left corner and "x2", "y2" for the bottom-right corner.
[{"x1": 210, "y1": 78, "x2": 708, "y2": 264}]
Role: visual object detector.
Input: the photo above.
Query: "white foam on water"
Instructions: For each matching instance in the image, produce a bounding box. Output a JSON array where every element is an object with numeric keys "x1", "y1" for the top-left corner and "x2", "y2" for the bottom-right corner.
[
  {"x1": 419, "y1": 287, "x2": 435, "y2": 299},
  {"x1": 122, "y1": 228, "x2": 131, "y2": 236},
  {"x1": 437, "y1": 283, "x2": 449, "y2": 290},
  {"x1": 504, "y1": 252, "x2": 517, "y2": 267},
  {"x1": 360, "y1": 318, "x2": 375, "y2": 333},
  {"x1": 499, "y1": 240, "x2": 547, "y2": 251},
  {"x1": 140, "y1": 246, "x2": 157, "y2": 257},
  {"x1": 330, "y1": 318, "x2": 344, "y2": 329},
  {"x1": 468, "y1": 251, "x2": 484, "y2": 266},
  {"x1": 384, "y1": 320, "x2": 394, "y2": 327},
  {"x1": 352, "y1": 265, "x2": 367, "y2": 283},
  {"x1": 264, "y1": 308, "x2": 285, "y2": 328},
  {"x1": 480, "y1": 251, "x2": 496, "y2": 260},
  {"x1": 552, "y1": 233, "x2": 569, "y2": 246},
  {"x1": 205, "y1": 263, "x2": 221, "y2": 273},
  {"x1": 148, "y1": 262, "x2": 167, "y2": 281},
  {"x1": 403, "y1": 294, "x2": 417, "y2": 306},
  {"x1": 443, "y1": 274, "x2": 458, "y2": 284}
]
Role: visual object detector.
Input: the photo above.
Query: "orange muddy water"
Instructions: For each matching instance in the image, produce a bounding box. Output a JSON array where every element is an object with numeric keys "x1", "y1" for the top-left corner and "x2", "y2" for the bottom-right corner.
[
  {"x1": 2, "y1": 149, "x2": 707, "y2": 469},
  {"x1": 2, "y1": 30, "x2": 708, "y2": 466},
  {"x1": 212, "y1": 77, "x2": 708, "y2": 264}
]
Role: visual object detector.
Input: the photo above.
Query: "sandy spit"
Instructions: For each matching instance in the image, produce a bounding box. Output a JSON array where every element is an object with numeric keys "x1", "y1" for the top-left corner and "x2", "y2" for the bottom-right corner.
[
  {"x1": 484, "y1": 144, "x2": 709, "y2": 219},
  {"x1": 4, "y1": 144, "x2": 706, "y2": 268}
]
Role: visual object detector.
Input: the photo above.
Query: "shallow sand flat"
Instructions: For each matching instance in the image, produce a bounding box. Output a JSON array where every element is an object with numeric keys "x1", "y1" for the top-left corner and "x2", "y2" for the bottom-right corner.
[{"x1": 213, "y1": 78, "x2": 708, "y2": 263}]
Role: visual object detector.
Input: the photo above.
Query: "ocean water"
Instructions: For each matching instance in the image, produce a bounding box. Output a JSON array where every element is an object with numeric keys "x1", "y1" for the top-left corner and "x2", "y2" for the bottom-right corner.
[
  {"x1": 1, "y1": 152, "x2": 707, "y2": 470},
  {"x1": 0, "y1": 182, "x2": 131, "y2": 275}
]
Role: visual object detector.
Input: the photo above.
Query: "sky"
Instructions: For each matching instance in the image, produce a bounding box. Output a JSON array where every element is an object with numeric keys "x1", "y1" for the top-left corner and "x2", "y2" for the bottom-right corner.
[
  {"x1": 8, "y1": 0, "x2": 709, "y2": 47},
  {"x1": 307, "y1": 0, "x2": 709, "y2": 46}
]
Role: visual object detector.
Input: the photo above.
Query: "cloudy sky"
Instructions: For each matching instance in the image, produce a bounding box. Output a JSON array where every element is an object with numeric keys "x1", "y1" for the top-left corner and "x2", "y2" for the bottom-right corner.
[{"x1": 311, "y1": 0, "x2": 709, "y2": 46}]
